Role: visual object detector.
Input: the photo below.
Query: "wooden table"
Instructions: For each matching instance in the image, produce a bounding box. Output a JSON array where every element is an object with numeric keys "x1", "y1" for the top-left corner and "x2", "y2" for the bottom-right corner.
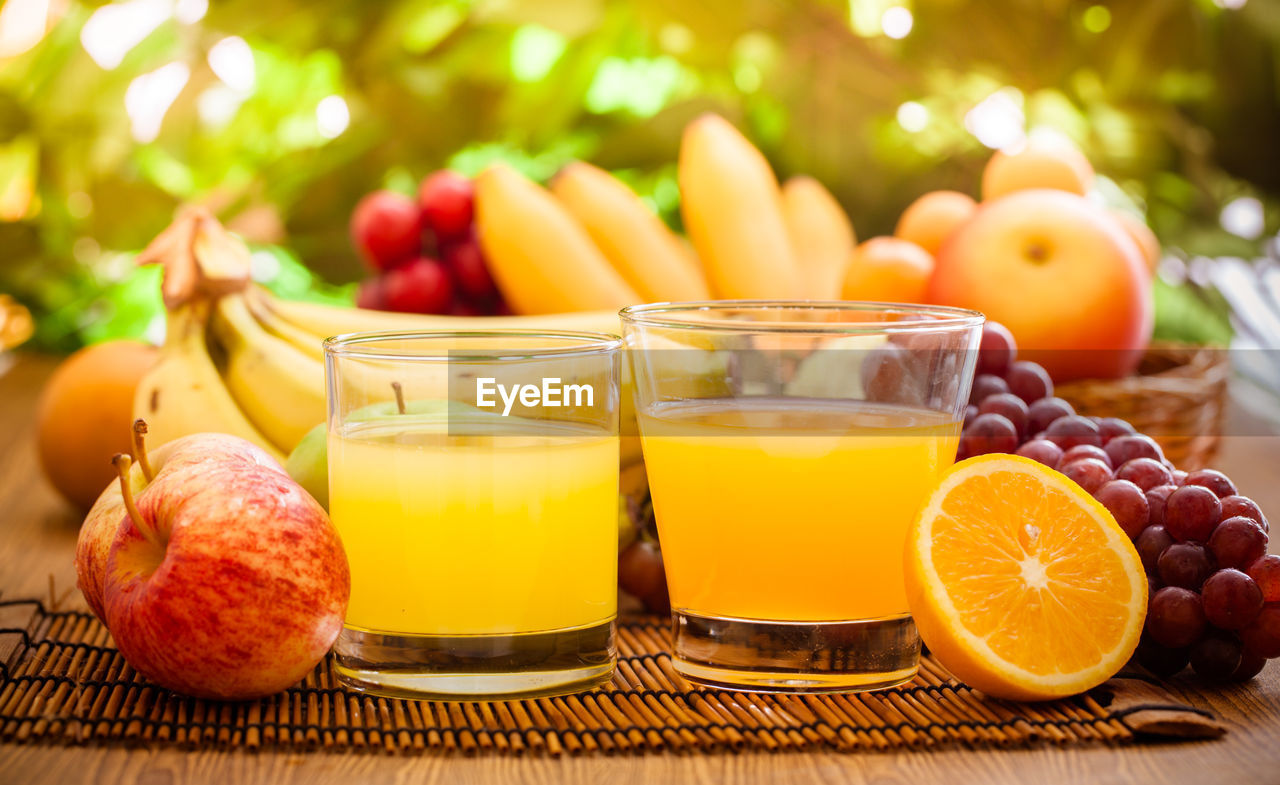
[{"x1": 3, "y1": 353, "x2": 1278, "y2": 784}]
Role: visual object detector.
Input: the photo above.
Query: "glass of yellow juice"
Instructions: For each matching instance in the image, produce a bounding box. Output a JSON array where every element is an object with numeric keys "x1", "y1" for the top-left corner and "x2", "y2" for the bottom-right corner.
[
  {"x1": 324, "y1": 331, "x2": 622, "y2": 699},
  {"x1": 621, "y1": 302, "x2": 983, "y2": 693}
]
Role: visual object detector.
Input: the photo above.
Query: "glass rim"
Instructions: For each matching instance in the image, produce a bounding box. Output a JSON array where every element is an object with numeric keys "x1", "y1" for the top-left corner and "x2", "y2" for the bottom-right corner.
[
  {"x1": 619, "y1": 300, "x2": 985, "y2": 333},
  {"x1": 323, "y1": 329, "x2": 623, "y2": 362}
]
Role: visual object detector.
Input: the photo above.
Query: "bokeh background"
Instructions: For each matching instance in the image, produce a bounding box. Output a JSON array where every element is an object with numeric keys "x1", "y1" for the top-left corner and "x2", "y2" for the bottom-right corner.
[{"x1": 0, "y1": 0, "x2": 1277, "y2": 350}]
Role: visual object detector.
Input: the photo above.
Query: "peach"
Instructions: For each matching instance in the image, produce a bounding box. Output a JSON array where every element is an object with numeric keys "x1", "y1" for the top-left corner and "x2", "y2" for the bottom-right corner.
[
  {"x1": 927, "y1": 189, "x2": 1151, "y2": 381},
  {"x1": 842, "y1": 237, "x2": 934, "y2": 304},
  {"x1": 37, "y1": 340, "x2": 158, "y2": 510},
  {"x1": 1110, "y1": 209, "x2": 1160, "y2": 274},
  {"x1": 981, "y1": 141, "x2": 1095, "y2": 200},
  {"x1": 894, "y1": 191, "x2": 977, "y2": 256}
]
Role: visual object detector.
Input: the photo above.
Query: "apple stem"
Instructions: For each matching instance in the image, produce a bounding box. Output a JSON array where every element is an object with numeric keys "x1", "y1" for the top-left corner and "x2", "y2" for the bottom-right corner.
[
  {"x1": 132, "y1": 419, "x2": 155, "y2": 482},
  {"x1": 113, "y1": 453, "x2": 161, "y2": 549},
  {"x1": 391, "y1": 381, "x2": 406, "y2": 415}
]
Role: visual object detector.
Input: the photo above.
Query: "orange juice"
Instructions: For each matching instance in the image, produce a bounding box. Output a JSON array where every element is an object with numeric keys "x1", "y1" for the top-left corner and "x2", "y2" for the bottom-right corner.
[
  {"x1": 329, "y1": 414, "x2": 618, "y2": 636},
  {"x1": 638, "y1": 397, "x2": 960, "y2": 622}
]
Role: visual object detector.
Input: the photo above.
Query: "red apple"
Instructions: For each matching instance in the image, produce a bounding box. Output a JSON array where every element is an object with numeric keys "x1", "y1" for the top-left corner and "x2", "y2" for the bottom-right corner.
[
  {"x1": 76, "y1": 426, "x2": 349, "y2": 700},
  {"x1": 927, "y1": 189, "x2": 1152, "y2": 381},
  {"x1": 350, "y1": 190, "x2": 422, "y2": 270}
]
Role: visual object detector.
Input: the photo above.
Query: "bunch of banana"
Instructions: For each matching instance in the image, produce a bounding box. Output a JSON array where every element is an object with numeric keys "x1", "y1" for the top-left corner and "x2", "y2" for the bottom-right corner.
[
  {"x1": 132, "y1": 209, "x2": 626, "y2": 464},
  {"x1": 461, "y1": 113, "x2": 855, "y2": 315}
]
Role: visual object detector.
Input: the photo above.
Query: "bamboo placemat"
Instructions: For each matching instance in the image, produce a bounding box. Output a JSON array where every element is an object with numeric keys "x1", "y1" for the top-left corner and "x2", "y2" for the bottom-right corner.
[{"x1": 0, "y1": 598, "x2": 1225, "y2": 754}]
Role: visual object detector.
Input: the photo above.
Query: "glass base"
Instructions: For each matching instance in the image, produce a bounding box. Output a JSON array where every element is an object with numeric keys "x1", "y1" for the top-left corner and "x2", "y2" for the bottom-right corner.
[
  {"x1": 671, "y1": 610, "x2": 920, "y2": 693},
  {"x1": 333, "y1": 618, "x2": 616, "y2": 700}
]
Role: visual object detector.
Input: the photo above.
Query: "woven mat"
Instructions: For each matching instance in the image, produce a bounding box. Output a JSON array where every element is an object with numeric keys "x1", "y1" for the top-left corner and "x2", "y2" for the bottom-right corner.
[{"x1": 0, "y1": 598, "x2": 1225, "y2": 755}]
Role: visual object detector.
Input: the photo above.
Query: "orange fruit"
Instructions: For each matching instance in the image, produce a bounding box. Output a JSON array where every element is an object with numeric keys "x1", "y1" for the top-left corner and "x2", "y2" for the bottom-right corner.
[
  {"x1": 841, "y1": 237, "x2": 934, "y2": 303},
  {"x1": 904, "y1": 454, "x2": 1146, "y2": 701},
  {"x1": 37, "y1": 340, "x2": 158, "y2": 510},
  {"x1": 981, "y1": 141, "x2": 1095, "y2": 201},
  {"x1": 894, "y1": 191, "x2": 977, "y2": 256}
]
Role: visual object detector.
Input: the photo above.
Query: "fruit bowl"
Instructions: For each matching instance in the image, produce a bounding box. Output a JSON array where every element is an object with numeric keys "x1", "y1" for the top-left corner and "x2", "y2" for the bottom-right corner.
[{"x1": 1055, "y1": 343, "x2": 1230, "y2": 470}]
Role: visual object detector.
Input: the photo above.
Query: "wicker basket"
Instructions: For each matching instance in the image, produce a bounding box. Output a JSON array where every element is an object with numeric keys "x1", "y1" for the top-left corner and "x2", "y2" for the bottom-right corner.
[{"x1": 1054, "y1": 343, "x2": 1230, "y2": 471}]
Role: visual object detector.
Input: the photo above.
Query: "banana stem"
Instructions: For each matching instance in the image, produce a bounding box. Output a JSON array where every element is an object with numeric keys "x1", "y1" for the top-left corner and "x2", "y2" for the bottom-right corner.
[
  {"x1": 113, "y1": 454, "x2": 161, "y2": 549},
  {"x1": 391, "y1": 382, "x2": 406, "y2": 414},
  {"x1": 131, "y1": 419, "x2": 155, "y2": 482}
]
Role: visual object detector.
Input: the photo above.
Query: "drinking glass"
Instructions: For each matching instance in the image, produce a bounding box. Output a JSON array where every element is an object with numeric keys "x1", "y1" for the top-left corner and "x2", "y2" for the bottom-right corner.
[
  {"x1": 621, "y1": 302, "x2": 983, "y2": 692},
  {"x1": 324, "y1": 331, "x2": 621, "y2": 699}
]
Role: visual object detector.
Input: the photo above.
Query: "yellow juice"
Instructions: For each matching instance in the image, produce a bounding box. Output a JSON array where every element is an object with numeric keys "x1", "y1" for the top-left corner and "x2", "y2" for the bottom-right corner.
[
  {"x1": 638, "y1": 398, "x2": 960, "y2": 622},
  {"x1": 328, "y1": 415, "x2": 618, "y2": 636}
]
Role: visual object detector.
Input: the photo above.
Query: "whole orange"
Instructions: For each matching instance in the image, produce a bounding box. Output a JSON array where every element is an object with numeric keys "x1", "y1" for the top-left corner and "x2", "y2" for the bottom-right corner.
[
  {"x1": 842, "y1": 237, "x2": 934, "y2": 303},
  {"x1": 981, "y1": 142, "x2": 1095, "y2": 200},
  {"x1": 894, "y1": 191, "x2": 977, "y2": 256},
  {"x1": 37, "y1": 340, "x2": 158, "y2": 510},
  {"x1": 926, "y1": 189, "x2": 1151, "y2": 381}
]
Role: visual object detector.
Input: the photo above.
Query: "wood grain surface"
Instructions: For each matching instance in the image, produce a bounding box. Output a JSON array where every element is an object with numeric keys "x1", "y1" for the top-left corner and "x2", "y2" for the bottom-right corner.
[{"x1": 2, "y1": 352, "x2": 1279, "y2": 785}]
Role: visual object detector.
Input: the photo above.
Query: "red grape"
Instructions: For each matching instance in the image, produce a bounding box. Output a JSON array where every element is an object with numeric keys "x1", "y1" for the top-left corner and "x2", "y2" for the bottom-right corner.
[
  {"x1": 978, "y1": 393, "x2": 1029, "y2": 438},
  {"x1": 1157, "y1": 542, "x2": 1214, "y2": 590},
  {"x1": 1015, "y1": 439, "x2": 1063, "y2": 469},
  {"x1": 1245, "y1": 554, "x2": 1280, "y2": 602},
  {"x1": 1061, "y1": 444, "x2": 1112, "y2": 469},
  {"x1": 1114, "y1": 458, "x2": 1174, "y2": 492},
  {"x1": 1044, "y1": 415, "x2": 1103, "y2": 451},
  {"x1": 1026, "y1": 397, "x2": 1075, "y2": 434},
  {"x1": 1146, "y1": 586, "x2": 1207, "y2": 648},
  {"x1": 1060, "y1": 458, "x2": 1112, "y2": 494},
  {"x1": 969, "y1": 374, "x2": 1009, "y2": 404},
  {"x1": 962, "y1": 413, "x2": 1019, "y2": 456},
  {"x1": 1137, "y1": 525, "x2": 1174, "y2": 573},
  {"x1": 418, "y1": 170, "x2": 474, "y2": 240},
  {"x1": 963, "y1": 404, "x2": 979, "y2": 428},
  {"x1": 445, "y1": 238, "x2": 498, "y2": 299},
  {"x1": 1096, "y1": 417, "x2": 1135, "y2": 444},
  {"x1": 1232, "y1": 649, "x2": 1268, "y2": 681},
  {"x1": 1135, "y1": 635, "x2": 1190, "y2": 677},
  {"x1": 1005, "y1": 360, "x2": 1053, "y2": 403},
  {"x1": 1104, "y1": 434, "x2": 1164, "y2": 468},
  {"x1": 1220, "y1": 496, "x2": 1267, "y2": 532},
  {"x1": 1095, "y1": 480, "x2": 1150, "y2": 539},
  {"x1": 1164, "y1": 485, "x2": 1222, "y2": 543},
  {"x1": 1190, "y1": 631, "x2": 1243, "y2": 681},
  {"x1": 1208, "y1": 517, "x2": 1269, "y2": 570},
  {"x1": 355, "y1": 277, "x2": 386, "y2": 310},
  {"x1": 617, "y1": 540, "x2": 670, "y2": 615},
  {"x1": 1145, "y1": 484, "x2": 1176, "y2": 527},
  {"x1": 1201, "y1": 569, "x2": 1263, "y2": 630},
  {"x1": 351, "y1": 190, "x2": 422, "y2": 269},
  {"x1": 383, "y1": 257, "x2": 454, "y2": 314},
  {"x1": 1241, "y1": 607, "x2": 1280, "y2": 659},
  {"x1": 1183, "y1": 469, "x2": 1237, "y2": 499},
  {"x1": 1171, "y1": 469, "x2": 1188, "y2": 486},
  {"x1": 977, "y1": 322, "x2": 1017, "y2": 376}
]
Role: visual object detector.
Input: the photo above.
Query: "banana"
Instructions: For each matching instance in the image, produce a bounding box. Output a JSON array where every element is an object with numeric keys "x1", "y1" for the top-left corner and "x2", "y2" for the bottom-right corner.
[
  {"x1": 244, "y1": 287, "x2": 326, "y2": 362},
  {"x1": 475, "y1": 163, "x2": 641, "y2": 314},
  {"x1": 551, "y1": 161, "x2": 710, "y2": 303},
  {"x1": 208, "y1": 293, "x2": 327, "y2": 453},
  {"x1": 133, "y1": 303, "x2": 285, "y2": 463},
  {"x1": 679, "y1": 114, "x2": 802, "y2": 299},
  {"x1": 781, "y1": 175, "x2": 856, "y2": 300},
  {"x1": 253, "y1": 285, "x2": 624, "y2": 340}
]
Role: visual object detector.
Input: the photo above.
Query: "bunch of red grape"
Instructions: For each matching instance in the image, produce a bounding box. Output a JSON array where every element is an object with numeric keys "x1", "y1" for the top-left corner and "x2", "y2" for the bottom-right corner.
[
  {"x1": 962, "y1": 321, "x2": 1277, "y2": 682},
  {"x1": 348, "y1": 171, "x2": 505, "y2": 315}
]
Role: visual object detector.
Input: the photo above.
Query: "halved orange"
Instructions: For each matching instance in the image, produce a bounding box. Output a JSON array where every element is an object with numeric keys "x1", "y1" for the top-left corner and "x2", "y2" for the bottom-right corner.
[{"x1": 905, "y1": 454, "x2": 1146, "y2": 701}]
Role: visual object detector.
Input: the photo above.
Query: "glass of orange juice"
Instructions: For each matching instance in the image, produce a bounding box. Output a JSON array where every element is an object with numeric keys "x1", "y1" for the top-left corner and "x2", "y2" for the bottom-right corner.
[
  {"x1": 324, "y1": 331, "x2": 621, "y2": 699},
  {"x1": 621, "y1": 302, "x2": 983, "y2": 692}
]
